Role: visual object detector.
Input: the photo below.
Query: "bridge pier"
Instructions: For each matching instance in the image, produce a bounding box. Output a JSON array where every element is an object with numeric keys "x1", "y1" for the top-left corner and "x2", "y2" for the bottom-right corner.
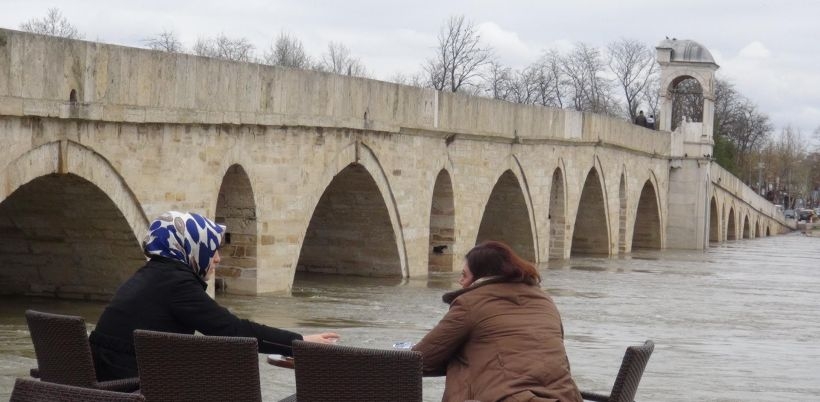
[{"x1": 666, "y1": 158, "x2": 712, "y2": 249}]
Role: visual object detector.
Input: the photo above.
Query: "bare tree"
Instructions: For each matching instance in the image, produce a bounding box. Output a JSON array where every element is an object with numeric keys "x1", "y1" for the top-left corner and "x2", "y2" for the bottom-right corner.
[
  {"x1": 713, "y1": 79, "x2": 740, "y2": 137},
  {"x1": 732, "y1": 101, "x2": 772, "y2": 174},
  {"x1": 529, "y1": 50, "x2": 564, "y2": 108},
  {"x1": 144, "y1": 30, "x2": 184, "y2": 53},
  {"x1": 480, "y1": 48, "x2": 571, "y2": 108},
  {"x1": 813, "y1": 126, "x2": 820, "y2": 152},
  {"x1": 763, "y1": 126, "x2": 810, "y2": 206},
  {"x1": 388, "y1": 72, "x2": 425, "y2": 87},
  {"x1": 483, "y1": 60, "x2": 513, "y2": 100},
  {"x1": 711, "y1": 78, "x2": 774, "y2": 179},
  {"x1": 193, "y1": 34, "x2": 255, "y2": 62},
  {"x1": 713, "y1": 77, "x2": 772, "y2": 157},
  {"x1": 264, "y1": 32, "x2": 312, "y2": 69},
  {"x1": 642, "y1": 74, "x2": 660, "y2": 118},
  {"x1": 508, "y1": 67, "x2": 541, "y2": 104},
  {"x1": 20, "y1": 8, "x2": 83, "y2": 39},
  {"x1": 317, "y1": 42, "x2": 368, "y2": 77},
  {"x1": 560, "y1": 42, "x2": 614, "y2": 114},
  {"x1": 607, "y1": 38, "x2": 657, "y2": 120},
  {"x1": 424, "y1": 15, "x2": 493, "y2": 93}
]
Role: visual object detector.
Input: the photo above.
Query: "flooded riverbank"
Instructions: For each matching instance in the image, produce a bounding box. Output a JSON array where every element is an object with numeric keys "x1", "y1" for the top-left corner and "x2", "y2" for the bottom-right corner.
[{"x1": 1, "y1": 233, "x2": 818, "y2": 401}]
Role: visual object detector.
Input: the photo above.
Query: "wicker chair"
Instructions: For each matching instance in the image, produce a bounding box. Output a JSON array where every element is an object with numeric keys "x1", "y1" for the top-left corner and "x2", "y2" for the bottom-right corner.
[
  {"x1": 284, "y1": 340, "x2": 423, "y2": 402},
  {"x1": 24, "y1": 310, "x2": 140, "y2": 392},
  {"x1": 581, "y1": 340, "x2": 655, "y2": 402},
  {"x1": 10, "y1": 377, "x2": 145, "y2": 402},
  {"x1": 133, "y1": 329, "x2": 262, "y2": 402}
]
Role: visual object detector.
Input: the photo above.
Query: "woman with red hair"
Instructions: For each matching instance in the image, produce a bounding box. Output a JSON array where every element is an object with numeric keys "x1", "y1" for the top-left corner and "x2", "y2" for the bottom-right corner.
[{"x1": 413, "y1": 241, "x2": 581, "y2": 402}]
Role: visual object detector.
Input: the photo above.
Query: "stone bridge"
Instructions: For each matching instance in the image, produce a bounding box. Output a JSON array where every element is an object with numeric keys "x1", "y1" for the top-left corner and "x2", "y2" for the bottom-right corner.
[{"x1": 0, "y1": 29, "x2": 791, "y2": 298}]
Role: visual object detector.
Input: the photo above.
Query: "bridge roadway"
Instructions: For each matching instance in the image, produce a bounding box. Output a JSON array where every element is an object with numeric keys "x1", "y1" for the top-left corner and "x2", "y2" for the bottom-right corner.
[{"x1": 0, "y1": 29, "x2": 791, "y2": 297}]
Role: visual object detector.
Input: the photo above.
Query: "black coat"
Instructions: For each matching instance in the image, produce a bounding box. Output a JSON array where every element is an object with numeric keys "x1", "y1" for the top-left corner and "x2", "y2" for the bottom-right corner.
[{"x1": 90, "y1": 256, "x2": 302, "y2": 381}]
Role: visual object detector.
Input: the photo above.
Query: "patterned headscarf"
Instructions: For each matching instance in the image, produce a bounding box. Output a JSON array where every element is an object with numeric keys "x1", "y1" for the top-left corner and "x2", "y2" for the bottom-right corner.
[{"x1": 142, "y1": 211, "x2": 226, "y2": 278}]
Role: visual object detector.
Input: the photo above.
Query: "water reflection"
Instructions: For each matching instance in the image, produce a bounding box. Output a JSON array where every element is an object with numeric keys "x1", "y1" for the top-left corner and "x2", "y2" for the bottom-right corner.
[
  {"x1": 568, "y1": 265, "x2": 608, "y2": 272},
  {"x1": 0, "y1": 233, "x2": 818, "y2": 401}
]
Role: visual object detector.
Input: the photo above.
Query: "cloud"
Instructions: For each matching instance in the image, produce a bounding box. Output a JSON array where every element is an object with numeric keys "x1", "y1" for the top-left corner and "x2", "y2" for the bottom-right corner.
[
  {"x1": 738, "y1": 41, "x2": 771, "y2": 60},
  {"x1": 476, "y1": 21, "x2": 540, "y2": 67},
  {"x1": 718, "y1": 41, "x2": 819, "y2": 134}
]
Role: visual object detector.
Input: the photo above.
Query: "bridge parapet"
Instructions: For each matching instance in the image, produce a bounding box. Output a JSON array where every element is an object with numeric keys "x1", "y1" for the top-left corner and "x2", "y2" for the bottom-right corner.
[
  {"x1": 581, "y1": 112, "x2": 671, "y2": 156},
  {"x1": 711, "y1": 164, "x2": 791, "y2": 228},
  {"x1": 1, "y1": 28, "x2": 669, "y2": 156},
  {"x1": 0, "y1": 28, "x2": 437, "y2": 130},
  {"x1": 435, "y1": 91, "x2": 586, "y2": 142}
]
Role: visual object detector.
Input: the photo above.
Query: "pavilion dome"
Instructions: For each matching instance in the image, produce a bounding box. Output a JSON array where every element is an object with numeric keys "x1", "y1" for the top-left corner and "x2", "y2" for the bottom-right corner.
[{"x1": 657, "y1": 39, "x2": 715, "y2": 64}]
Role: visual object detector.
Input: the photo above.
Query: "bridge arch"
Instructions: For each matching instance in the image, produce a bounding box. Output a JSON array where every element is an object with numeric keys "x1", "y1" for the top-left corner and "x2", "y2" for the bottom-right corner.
[
  {"x1": 726, "y1": 206, "x2": 736, "y2": 241},
  {"x1": 294, "y1": 141, "x2": 407, "y2": 278},
  {"x1": 548, "y1": 163, "x2": 568, "y2": 260},
  {"x1": 571, "y1": 165, "x2": 611, "y2": 256},
  {"x1": 214, "y1": 163, "x2": 258, "y2": 295},
  {"x1": 475, "y1": 158, "x2": 537, "y2": 262},
  {"x1": 618, "y1": 171, "x2": 628, "y2": 253},
  {"x1": 709, "y1": 196, "x2": 720, "y2": 243},
  {"x1": 0, "y1": 141, "x2": 147, "y2": 299},
  {"x1": 632, "y1": 179, "x2": 662, "y2": 250},
  {"x1": 428, "y1": 168, "x2": 455, "y2": 272},
  {"x1": 742, "y1": 215, "x2": 751, "y2": 239}
]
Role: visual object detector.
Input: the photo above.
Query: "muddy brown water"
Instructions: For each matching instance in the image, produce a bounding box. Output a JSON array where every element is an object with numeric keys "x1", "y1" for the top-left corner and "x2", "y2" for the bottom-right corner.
[{"x1": 1, "y1": 233, "x2": 818, "y2": 401}]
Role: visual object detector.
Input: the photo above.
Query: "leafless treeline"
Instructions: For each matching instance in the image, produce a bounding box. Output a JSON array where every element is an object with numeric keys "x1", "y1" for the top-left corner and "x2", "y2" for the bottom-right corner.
[
  {"x1": 416, "y1": 17, "x2": 656, "y2": 121},
  {"x1": 754, "y1": 125, "x2": 820, "y2": 206},
  {"x1": 19, "y1": 8, "x2": 83, "y2": 40},
  {"x1": 20, "y1": 9, "x2": 370, "y2": 77},
  {"x1": 145, "y1": 29, "x2": 369, "y2": 78}
]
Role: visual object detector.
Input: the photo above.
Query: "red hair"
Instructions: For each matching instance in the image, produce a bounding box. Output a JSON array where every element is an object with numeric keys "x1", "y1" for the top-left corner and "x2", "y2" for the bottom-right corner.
[{"x1": 465, "y1": 241, "x2": 541, "y2": 285}]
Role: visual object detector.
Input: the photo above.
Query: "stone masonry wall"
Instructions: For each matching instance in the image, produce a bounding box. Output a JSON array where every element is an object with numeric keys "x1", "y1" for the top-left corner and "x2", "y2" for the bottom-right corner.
[{"x1": 0, "y1": 29, "x2": 789, "y2": 295}]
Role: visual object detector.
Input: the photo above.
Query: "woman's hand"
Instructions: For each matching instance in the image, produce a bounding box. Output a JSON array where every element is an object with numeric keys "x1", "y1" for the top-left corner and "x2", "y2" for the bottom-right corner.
[{"x1": 303, "y1": 332, "x2": 341, "y2": 344}]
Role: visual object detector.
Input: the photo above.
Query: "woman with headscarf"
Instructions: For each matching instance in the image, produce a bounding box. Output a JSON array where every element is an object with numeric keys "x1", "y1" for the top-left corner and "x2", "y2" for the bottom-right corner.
[
  {"x1": 412, "y1": 241, "x2": 581, "y2": 402},
  {"x1": 89, "y1": 211, "x2": 340, "y2": 381}
]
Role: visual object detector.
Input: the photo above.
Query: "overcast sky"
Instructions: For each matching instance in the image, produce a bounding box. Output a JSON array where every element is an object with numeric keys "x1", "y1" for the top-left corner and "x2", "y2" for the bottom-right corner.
[{"x1": 1, "y1": 0, "x2": 818, "y2": 136}]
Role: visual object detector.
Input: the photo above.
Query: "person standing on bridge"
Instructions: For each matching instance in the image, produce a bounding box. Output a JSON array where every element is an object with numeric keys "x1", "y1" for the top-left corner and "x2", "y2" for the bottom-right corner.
[
  {"x1": 89, "y1": 211, "x2": 340, "y2": 381},
  {"x1": 412, "y1": 241, "x2": 582, "y2": 402},
  {"x1": 634, "y1": 110, "x2": 647, "y2": 127}
]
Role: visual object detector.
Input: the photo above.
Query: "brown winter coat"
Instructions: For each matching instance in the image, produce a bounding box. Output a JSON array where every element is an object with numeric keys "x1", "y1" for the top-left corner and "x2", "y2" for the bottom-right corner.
[{"x1": 413, "y1": 279, "x2": 582, "y2": 402}]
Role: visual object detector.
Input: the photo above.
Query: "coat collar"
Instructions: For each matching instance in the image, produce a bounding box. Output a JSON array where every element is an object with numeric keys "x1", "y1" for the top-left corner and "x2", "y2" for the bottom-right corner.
[{"x1": 442, "y1": 276, "x2": 510, "y2": 304}]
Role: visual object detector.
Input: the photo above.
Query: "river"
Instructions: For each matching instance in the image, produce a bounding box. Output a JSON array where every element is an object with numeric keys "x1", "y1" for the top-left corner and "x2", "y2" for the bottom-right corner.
[{"x1": 1, "y1": 233, "x2": 818, "y2": 401}]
